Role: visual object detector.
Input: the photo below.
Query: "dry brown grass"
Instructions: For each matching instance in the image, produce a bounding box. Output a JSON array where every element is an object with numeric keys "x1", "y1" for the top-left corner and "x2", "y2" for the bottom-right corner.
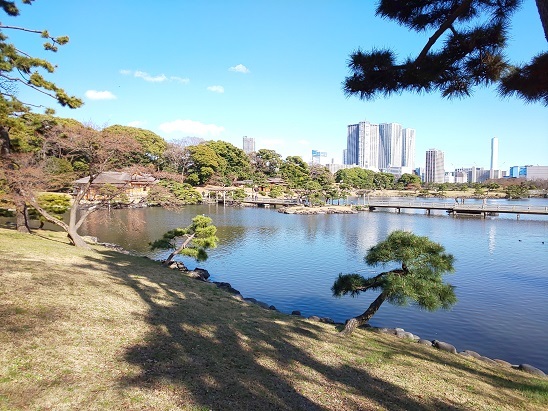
[{"x1": 1, "y1": 228, "x2": 546, "y2": 410}]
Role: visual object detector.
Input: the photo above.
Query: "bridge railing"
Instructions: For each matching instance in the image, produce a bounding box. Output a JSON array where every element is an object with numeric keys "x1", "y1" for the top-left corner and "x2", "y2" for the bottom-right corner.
[
  {"x1": 364, "y1": 200, "x2": 548, "y2": 213},
  {"x1": 243, "y1": 197, "x2": 299, "y2": 205}
]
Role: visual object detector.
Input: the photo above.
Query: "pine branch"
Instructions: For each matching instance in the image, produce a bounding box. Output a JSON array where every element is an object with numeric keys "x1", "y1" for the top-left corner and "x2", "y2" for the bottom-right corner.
[{"x1": 414, "y1": 0, "x2": 474, "y2": 65}]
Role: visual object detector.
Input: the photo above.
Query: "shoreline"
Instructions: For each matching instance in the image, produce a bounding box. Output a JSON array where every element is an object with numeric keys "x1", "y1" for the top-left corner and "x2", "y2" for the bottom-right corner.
[
  {"x1": 166, "y1": 255, "x2": 545, "y2": 376},
  {"x1": 98, "y1": 242, "x2": 546, "y2": 377},
  {"x1": 2, "y1": 228, "x2": 546, "y2": 410}
]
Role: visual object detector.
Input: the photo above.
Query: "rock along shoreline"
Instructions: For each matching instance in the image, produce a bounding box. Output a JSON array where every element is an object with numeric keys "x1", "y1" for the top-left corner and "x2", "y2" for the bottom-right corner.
[
  {"x1": 88, "y1": 237, "x2": 547, "y2": 379},
  {"x1": 164, "y1": 259, "x2": 546, "y2": 379}
]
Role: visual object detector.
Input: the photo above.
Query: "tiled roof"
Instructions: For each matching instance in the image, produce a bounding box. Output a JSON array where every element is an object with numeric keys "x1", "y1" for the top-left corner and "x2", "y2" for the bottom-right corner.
[{"x1": 74, "y1": 171, "x2": 156, "y2": 185}]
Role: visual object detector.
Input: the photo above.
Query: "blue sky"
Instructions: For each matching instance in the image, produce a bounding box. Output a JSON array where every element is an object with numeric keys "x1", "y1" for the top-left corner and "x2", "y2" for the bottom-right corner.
[{"x1": 5, "y1": 0, "x2": 547, "y2": 170}]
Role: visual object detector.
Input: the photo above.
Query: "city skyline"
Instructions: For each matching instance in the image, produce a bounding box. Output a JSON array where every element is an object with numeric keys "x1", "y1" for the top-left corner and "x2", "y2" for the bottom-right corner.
[
  {"x1": 344, "y1": 121, "x2": 416, "y2": 174},
  {"x1": 5, "y1": 1, "x2": 546, "y2": 170}
]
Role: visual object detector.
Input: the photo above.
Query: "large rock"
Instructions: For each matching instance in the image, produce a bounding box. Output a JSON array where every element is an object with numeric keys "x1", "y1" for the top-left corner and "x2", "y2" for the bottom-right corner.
[
  {"x1": 478, "y1": 356, "x2": 498, "y2": 365},
  {"x1": 432, "y1": 340, "x2": 457, "y2": 354},
  {"x1": 320, "y1": 317, "x2": 335, "y2": 324},
  {"x1": 193, "y1": 267, "x2": 210, "y2": 280},
  {"x1": 185, "y1": 267, "x2": 209, "y2": 281},
  {"x1": 167, "y1": 261, "x2": 188, "y2": 271},
  {"x1": 516, "y1": 364, "x2": 546, "y2": 377},
  {"x1": 459, "y1": 350, "x2": 481, "y2": 359},
  {"x1": 494, "y1": 359, "x2": 513, "y2": 367},
  {"x1": 376, "y1": 327, "x2": 397, "y2": 335},
  {"x1": 213, "y1": 282, "x2": 241, "y2": 295},
  {"x1": 395, "y1": 330, "x2": 416, "y2": 340}
]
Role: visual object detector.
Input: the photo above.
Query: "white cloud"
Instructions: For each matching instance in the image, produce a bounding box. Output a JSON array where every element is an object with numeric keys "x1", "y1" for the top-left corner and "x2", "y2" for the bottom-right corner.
[
  {"x1": 207, "y1": 85, "x2": 225, "y2": 93},
  {"x1": 229, "y1": 64, "x2": 250, "y2": 74},
  {"x1": 85, "y1": 90, "x2": 116, "y2": 100},
  {"x1": 171, "y1": 76, "x2": 190, "y2": 84},
  {"x1": 120, "y1": 69, "x2": 189, "y2": 84},
  {"x1": 158, "y1": 119, "x2": 225, "y2": 137},
  {"x1": 134, "y1": 71, "x2": 167, "y2": 82},
  {"x1": 127, "y1": 120, "x2": 146, "y2": 128}
]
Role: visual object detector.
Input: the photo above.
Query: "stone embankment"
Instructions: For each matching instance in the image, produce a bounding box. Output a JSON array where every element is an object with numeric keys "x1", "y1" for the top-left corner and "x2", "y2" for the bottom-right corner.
[
  {"x1": 369, "y1": 327, "x2": 546, "y2": 378},
  {"x1": 278, "y1": 205, "x2": 357, "y2": 215},
  {"x1": 165, "y1": 260, "x2": 546, "y2": 379}
]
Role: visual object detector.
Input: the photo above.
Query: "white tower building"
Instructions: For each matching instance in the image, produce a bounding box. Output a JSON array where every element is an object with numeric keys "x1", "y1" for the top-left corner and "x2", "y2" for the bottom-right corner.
[
  {"x1": 425, "y1": 148, "x2": 445, "y2": 183},
  {"x1": 490, "y1": 137, "x2": 499, "y2": 179},
  {"x1": 402, "y1": 128, "x2": 416, "y2": 170},
  {"x1": 242, "y1": 136, "x2": 255, "y2": 154},
  {"x1": 358, "y1": 121, "x2": 379, "y2": 169},
  {"x1": 379, "y1": 123, "x2": 402, "y2": 168}
]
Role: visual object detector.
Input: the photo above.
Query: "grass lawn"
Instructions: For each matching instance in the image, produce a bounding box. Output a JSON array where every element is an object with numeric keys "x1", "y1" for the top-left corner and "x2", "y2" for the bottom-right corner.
[{"x1": 0, "y1": 228, "x2": 546, "y2": 410}]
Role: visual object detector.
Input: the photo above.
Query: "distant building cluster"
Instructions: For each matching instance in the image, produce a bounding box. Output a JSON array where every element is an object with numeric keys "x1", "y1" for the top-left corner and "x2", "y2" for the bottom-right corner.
[
  {"x1": 343, "y1": 121, "x2": 416, "y2": 178},
  {"x1": 242, "y1": 129, "x2": 547, "y2": 182},
  {"x1": 509, "y1": 165, "x2": 548, "y2": 181}
]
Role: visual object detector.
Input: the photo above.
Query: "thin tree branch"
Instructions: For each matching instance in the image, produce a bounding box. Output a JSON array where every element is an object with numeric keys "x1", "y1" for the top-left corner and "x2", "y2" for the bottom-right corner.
[
  {"x1": 0, "y1": 25, "x2": 43, "y2": 34},
  {"x1": 0, "y1": 73, "x2": 60, "y2": 100},
  {"x1": 414, "y1": 0, "x2": 474, "y2": 65}
]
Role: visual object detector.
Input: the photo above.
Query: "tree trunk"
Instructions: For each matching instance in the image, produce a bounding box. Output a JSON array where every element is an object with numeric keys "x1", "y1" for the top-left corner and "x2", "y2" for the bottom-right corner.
[
  {"x1": 15, "y1": 200, "x2": 31, "y2": 234},
  {"x1": 339, "y1": 291, "x2": 388, "y2": 336},
  {"x1": 27, "y1": 196, "x2": 91, "y2": 250},
  {"x1": 68, "y1": 226, "x2": 90, "y2": 248},
  {"x1": 536, "y1": 0, "x2": 548, "y2": 42},
  {"x1": 0, "y1": 125, "x2": 11, "y2": 157},
  {"x1": 162, "y1": 234, "x2": 195, "y2": 266}
]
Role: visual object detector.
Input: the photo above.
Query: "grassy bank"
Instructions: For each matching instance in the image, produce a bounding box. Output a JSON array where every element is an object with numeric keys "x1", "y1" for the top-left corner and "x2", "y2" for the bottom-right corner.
[{"x1": 1, "y1": 228, "x2": 546, "y2": 410}]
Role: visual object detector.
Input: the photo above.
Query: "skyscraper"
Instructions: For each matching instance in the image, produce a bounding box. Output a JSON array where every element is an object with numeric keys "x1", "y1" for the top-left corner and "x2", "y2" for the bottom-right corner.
[
  {"x1": 425, "y1": 148, "x2": 445, "y2": 183},
  {"x1": 490, "y1": 137, "x2": 499, "y2": 179},
  {"x1": 345, "y1": 124, "x2": 360, "y2": 165},
  {"x1": 345, "y1": 120, "x2": 415, "y2": 173},
  {"x1": 378, "y1": 123, "x2": 402, "y2": 168},
  {"x1": 358, "y1": 121, "x2": 379, "y2": 169},
  {"x1": 402, "y1": 128, "x2": 416, "y2": 169},
  {"x1": 242, "y1": 136, "x2": 255, "y2": 154}
]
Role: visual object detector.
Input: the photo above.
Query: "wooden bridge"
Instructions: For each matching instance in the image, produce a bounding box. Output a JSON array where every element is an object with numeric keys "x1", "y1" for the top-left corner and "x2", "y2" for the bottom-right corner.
[
  {"x1": 363, "y1": 200, "x2": 548, "y2": 219},
  {"x1": 241, "y1": 197, "x2": 299, "y2": 207}
]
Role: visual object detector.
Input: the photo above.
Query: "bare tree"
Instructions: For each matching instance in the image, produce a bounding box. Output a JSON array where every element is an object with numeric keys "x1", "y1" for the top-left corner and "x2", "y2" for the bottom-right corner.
[{"x1": 3, "y1": 123, "x2": 142, "y2": 248}]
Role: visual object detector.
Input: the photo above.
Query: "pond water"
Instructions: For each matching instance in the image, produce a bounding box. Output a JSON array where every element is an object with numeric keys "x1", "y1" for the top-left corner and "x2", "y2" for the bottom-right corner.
[{"x1": 7, "y1": 197, "x2": 546, "y2": 372}]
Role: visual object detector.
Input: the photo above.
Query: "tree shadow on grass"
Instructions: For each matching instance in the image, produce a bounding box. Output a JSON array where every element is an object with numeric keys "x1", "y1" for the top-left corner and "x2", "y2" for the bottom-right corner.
[
  {"x1": 357, "y1": 328, "x2": 548, "y2": 408},
  {"x1": 80, "y1": 251, "x2": 475, "y2": 410}
]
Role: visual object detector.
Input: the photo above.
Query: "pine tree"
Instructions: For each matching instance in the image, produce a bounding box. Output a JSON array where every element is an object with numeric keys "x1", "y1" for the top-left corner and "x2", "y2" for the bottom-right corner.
[
  {"x1": 332, "y1": 230, "x2": 456, "y2": 335},
  {"x1": 150, "y1": 215, "x2": 219, "y2": 266},
  {"x1": 344, "y1": 0, "x2": 548, "y2": 105}
]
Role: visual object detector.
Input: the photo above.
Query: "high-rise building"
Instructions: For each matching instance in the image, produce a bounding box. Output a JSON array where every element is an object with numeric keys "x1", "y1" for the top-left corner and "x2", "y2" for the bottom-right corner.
[
  {"x1": 358, "y1": 121, "x2": 379, "y2": 169},
  {"x1": 425, "y1": 148, "x2": 445, "y2": 183},
  {"x1": 402, "y1": 128, "x2": 416, "y2": 170},
  {"x1": 345, "y1": 120, "x2": 415, "y2": 174},
  {"x1": 345, "y1": 124, "x2": 360, "y2": 165},
  {"x1": 490, "y1": 137, "x2": 499, "y2": 179},
  {"x1": 378, "y1": 123, "x2": 402, "y2": 168},
  {"x1": 242, "y1": 136, "x2": 255, "y2": 154}
]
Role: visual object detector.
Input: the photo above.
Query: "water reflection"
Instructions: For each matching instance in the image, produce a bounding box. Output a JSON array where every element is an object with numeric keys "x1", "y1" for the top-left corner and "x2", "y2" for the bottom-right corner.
[{"x1": 488, "y1": 224, "x2": 496, "y2": 253}]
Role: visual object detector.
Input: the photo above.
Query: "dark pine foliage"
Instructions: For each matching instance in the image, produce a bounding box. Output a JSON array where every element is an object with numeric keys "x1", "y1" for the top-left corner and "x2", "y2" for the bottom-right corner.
[{"x1": 344, "y1": 0, "x2": 548, "y2": 105}]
